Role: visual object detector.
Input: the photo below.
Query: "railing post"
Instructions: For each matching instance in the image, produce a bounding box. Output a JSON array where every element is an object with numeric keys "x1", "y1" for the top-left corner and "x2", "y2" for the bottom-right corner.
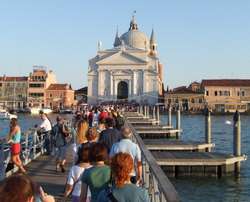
[
  {"x1": 205, "y1": 108, "x2": 212, "y2": 152},
  {"x1": 33, "y1": 130, "x2": 37, "y2": 158},
  {"x1": 233, "y1": 110, "x2": 241, "y2": 174},
  {"x1": 0, "y1": 140, "x2": 5, "y2": 180},
  {"x1": 176, "y1": 107, "x2": 181, "y2": 139},
  {"x1": 168, "y1": 106, "x2": 172, "y2": 127}
]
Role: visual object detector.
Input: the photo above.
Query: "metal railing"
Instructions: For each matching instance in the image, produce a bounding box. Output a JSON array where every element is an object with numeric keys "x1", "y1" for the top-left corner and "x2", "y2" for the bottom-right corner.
[
  {"x1": 125, "y1": 119, "x2": 180, "y2": 202},
  {"x1": 0, "y1": 129, "x2": 46, "y2": 180}
]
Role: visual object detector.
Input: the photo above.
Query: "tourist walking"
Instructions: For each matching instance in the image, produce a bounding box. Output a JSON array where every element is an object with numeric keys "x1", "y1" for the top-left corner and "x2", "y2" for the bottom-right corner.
[
  {"x1": 98, "y1": 117, "x2": 121, "y2": 152},
  {"x1": 97, "y1": 152, "x2": 149, "y2": 202},
  {"x1": 64, "y1": 146, "x2": 92, "y2": 202},
  {"x1": 76, "y1": 118, "x2": 89, "y2": 145},
  {"x1": 110, "y1": 127, "x2": 142, "y2": 184},
  {"x1": 52, "y1": 116, "x2": 69, "y2": 173},
  {"x1": 80, "y1": 143, "x2": 111, "y2": 202},
  {"x1": 7, "y1": 118, "x2": 26, "y2": 173}
]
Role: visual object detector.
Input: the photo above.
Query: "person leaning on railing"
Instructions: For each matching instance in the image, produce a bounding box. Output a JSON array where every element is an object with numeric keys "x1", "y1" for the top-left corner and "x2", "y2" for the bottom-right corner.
[
  {"x1": 97, "y1": 153, "x2": 149, "y2": 202},
  {"x1": 37, "y1": 111, "x2": 52, "y2": 155}
]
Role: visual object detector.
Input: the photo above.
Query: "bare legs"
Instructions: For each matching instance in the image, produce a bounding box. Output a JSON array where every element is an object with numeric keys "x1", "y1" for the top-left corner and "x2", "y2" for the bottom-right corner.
[{"x1": 11, "y1": 154, "x2": 26, "y2": 173}]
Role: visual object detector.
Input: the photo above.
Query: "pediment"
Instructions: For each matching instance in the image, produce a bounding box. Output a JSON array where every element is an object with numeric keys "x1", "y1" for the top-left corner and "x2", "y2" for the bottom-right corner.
[{"x1": 96, "y1": 51, "x2": 147, "y2": 65}]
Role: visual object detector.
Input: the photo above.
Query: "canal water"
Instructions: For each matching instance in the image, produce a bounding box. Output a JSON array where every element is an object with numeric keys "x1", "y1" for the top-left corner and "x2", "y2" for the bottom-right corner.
[
  {"x1": 0, "y1": 113, "x2": 249, "y2": 201},
  {"x1": 160, "y1": 114, "x2": 250, "y2": 202}
]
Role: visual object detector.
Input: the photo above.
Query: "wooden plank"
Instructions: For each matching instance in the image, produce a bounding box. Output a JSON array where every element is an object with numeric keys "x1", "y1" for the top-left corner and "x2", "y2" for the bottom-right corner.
[
  {"x1": 26, "y1": 146, "x2": 74, "y2": 201},
  {"x1": 152, "y1": 151, "x2": 247, "y2": 166}
]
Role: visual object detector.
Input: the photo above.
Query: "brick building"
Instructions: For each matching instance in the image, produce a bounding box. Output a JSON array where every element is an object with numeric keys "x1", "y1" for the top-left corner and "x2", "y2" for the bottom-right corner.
[{"x1": 45, "y1": 84, "x2": 74, "y2": 110}]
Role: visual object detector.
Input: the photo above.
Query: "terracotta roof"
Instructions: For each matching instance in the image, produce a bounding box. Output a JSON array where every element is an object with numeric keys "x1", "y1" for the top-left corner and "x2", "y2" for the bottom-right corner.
[
  {"x1": 201, "y1": 79, "x2": 250, "y2": 87},
  {"x1": 47, "y1": 84, "x2": 72, "y2": 90},
  {"x1": 167, "y1": 86, "x2": 202, "y2": 94},
  {"x1": 0, "y1": 76, "x2": 28, "y2": 82}
]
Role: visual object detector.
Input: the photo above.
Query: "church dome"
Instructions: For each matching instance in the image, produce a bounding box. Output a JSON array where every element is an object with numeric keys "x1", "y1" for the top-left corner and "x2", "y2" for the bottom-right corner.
[{"x1": 120, "y1": 30, "x2": 149, "y2": 50}]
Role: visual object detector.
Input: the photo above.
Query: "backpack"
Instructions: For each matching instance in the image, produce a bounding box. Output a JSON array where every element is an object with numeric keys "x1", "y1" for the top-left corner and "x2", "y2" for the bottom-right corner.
[{"x1": 116, "y1": 115, "x2": 124, "y2": 129}]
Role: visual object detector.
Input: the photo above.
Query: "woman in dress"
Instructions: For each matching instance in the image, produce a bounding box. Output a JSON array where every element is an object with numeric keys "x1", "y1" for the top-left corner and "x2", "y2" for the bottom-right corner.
[{"x1": 7, "y1": 118, "x2": 26, "y2": 173}]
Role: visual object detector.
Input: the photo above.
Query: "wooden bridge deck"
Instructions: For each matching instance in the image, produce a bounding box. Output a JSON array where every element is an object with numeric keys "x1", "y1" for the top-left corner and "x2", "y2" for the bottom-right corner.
[
  {"x1": 152, "y1": 151, "x2": 246, "y2": 166},
  {"x1": 143, "y1": 139, "x2": 214, "y2": 151},
  {"x1": 26, "y1": 150, "x2": 74, "y2": 202}
]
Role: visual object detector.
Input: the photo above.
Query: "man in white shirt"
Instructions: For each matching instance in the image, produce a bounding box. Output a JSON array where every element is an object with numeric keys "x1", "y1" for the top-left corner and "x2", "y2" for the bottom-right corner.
[
  {"x1": 39, "y1": 111, "x2": 52, "y2": 155},
  {"x1": 109, "y1": 127, "x2": 142, "y2": 184}
]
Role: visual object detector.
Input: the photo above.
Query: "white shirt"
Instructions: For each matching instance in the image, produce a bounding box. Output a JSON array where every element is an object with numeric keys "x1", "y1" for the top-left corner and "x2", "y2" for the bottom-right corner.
[
  {"x1": 110, "y1": 139, "x2": 141, "y2": 176},
  {"x1": 67, "y1": 165, "x2": 92, "y2": 196},
  {"x1": 40, "y1": 118, "x2": 52, "y2": 132}
]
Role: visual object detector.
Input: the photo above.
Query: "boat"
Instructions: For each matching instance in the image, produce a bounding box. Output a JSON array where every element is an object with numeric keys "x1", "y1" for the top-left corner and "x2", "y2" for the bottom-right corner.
[
  {"x1": 0, "y1": 109, "x2": 18, "y2": 120},
  {"x1": 29, "y1": 107, "x2": 53, "y2": 115},
  {"x1": 59, "y1": 109, "x2": 73, "y2": 114}
]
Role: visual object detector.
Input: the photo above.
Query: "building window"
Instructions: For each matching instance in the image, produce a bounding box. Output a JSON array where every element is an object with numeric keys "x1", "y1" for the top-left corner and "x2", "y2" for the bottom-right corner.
[
  {"x1": 215, "y1": 91, "x2": 218, "y2": 96},
  {"x1": 237, "y1": 91, "x2": 240, "y2": 96},
  {"x1": 242, "y1": 91, "x2": 245, "y2": 96},
  {"x1": 29, "y1": 83, "x2": 44, "y2": 88},
  {"x1": 50, "y1": 94, "x2": 52, "y2": 98},
  {"x1": 199, "y1": 98, "x2": 203, "y2": 103},
  {"x1": 219, "y1": 91, "x2": 222, "y2": 96},
  {"x1": 191, "y1": 98, "x2": 195, "y2": 103},
  {"x1": 206, "y1": 90, "x2": 209, "y2": 96}
]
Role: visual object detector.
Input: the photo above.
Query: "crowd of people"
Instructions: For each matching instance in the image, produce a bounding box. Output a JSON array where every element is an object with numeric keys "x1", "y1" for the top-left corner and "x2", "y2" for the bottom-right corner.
[{"x1": 0, "y1": 105, "x2": 149, "y2": 202}]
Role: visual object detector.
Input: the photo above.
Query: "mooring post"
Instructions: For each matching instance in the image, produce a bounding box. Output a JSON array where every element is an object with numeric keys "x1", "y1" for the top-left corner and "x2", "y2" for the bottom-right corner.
[
  {"x1": 205, "y1": 108, "x2": 212, "y2": 152},
  {"x1": 144, "y1": 105, "x2": 147, "y2": 118},
  {"x1": 147, "y1": 105, "x2": 150, "y2": 119},
  {"x1": 176, "y1": 106, "x2": 181, "y2": 139},
  {"x1": 140, "y1": 105, "x2": 143, "y2": 115},
  {"x1": 156, "y1": 105, "x2": 160, "y2": 125},
  {"x1": 153, "y1": 106, "x2": 156, "y2": 120},
  {"x1": 233, "y1": 110, "x2": 241, "y2": 174},
  {"x1": 168, "y1": 106, "x2": 172, "y2": 127}
]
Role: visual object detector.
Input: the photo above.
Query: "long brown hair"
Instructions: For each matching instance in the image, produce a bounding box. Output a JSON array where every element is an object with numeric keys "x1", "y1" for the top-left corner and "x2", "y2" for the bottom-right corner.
[
  {"x1": 9, "y1": 118, "x2": 18, "y2": 134},
  {"x1": 0, "y1": 174, "x2": 36, "y2": 202}
]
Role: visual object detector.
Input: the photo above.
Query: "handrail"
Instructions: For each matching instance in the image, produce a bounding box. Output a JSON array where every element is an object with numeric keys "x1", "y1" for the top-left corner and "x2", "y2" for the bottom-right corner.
[
  {"x1": 0, "y1": 129, "x2": 46, "y2": 180},
  {"x1": 125, "y1": 117, "x2": 180, "y2": 202}
]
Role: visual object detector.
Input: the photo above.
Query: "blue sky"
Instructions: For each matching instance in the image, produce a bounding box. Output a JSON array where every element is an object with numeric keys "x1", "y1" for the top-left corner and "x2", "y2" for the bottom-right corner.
[{"x1": 0, "y1": 0, "x2": 250, "y2": 89}]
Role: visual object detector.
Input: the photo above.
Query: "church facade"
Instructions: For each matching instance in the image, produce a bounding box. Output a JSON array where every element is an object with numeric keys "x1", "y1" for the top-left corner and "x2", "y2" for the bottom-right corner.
[{"x1": 87, "y1": 16, "x2": 164, "y2": 105}]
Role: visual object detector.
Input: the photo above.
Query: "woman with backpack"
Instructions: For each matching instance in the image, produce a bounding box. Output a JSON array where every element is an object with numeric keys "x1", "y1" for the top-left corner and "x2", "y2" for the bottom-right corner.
[{"x1": 53, "y1": 117, "x2": 70, "y2": 173}]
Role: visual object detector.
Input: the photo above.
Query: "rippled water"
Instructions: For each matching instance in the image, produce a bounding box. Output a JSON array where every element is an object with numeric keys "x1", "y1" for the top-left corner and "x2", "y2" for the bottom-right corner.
[
  {"x1": 0, "y1": 114, "x2": 249, "y2": 201},
  {"x1": 160, "y1": 114, "x2": 250, "y2": 202}
]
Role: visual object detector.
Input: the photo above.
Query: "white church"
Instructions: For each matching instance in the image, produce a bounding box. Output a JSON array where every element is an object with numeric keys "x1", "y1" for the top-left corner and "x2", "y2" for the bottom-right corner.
[{"x1": 87, "y1": 15, "x2": 164, "y2": 105}]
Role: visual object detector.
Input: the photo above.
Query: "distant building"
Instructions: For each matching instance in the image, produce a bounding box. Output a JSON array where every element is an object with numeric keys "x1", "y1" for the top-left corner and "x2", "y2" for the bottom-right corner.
[
  {"x1": 201, "y1": 79, "x2": 250, "y2": 113},
  {"x1": 88, "y1": 15, "x2": 163, "y2": 105},
  {"x1": 0, "y1": 76, "x2": 29, "y2": 109},
  {"x1": 45, "y1": 84, "x2": 74, "y2": 109},
  {"x1": 28, "y1": 66, "x2": 56, "y2": 108},
  {"x1": 75, "y1": 87, "x2": 88, "y2": 104},
  {"x1": 165, "y1": 85, "x2": 204, "y2": 111}
]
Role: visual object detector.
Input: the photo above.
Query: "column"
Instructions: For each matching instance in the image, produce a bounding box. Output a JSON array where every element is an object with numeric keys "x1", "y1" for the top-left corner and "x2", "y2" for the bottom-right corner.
[
  {"x1": 110, "y1": 72, "x2": 113, "y2": 98},
  {"x1": 133, "y1": 71, "x2": 137, "y2": 96}
]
